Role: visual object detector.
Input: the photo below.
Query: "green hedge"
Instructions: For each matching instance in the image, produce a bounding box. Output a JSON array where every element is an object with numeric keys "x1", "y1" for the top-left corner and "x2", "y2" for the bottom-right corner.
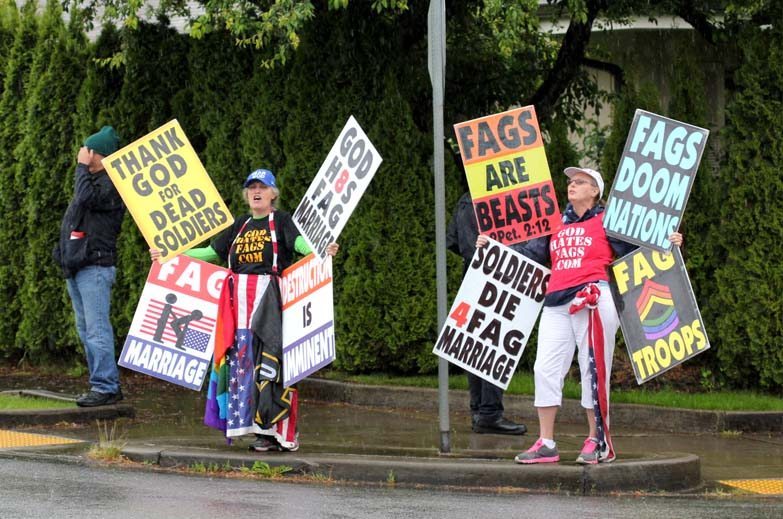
[
  {"x1": 712, "y1": 9, "x2": 783, "y2": 389},
  {"x1": 0, "y1": 0, "x2": 37, "y2": 357}
]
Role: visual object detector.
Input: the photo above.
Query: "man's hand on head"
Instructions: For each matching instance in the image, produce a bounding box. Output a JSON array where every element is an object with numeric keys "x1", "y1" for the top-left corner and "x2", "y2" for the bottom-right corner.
[{"x1": 77, "y1": 146, "x2": 93, "y2": 167}]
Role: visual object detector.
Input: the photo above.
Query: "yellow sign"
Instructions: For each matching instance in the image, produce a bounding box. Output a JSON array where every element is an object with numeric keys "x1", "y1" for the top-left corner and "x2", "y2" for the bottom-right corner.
[{"x1": 102, "y1": 120, "x2": 231, "y2": 261}]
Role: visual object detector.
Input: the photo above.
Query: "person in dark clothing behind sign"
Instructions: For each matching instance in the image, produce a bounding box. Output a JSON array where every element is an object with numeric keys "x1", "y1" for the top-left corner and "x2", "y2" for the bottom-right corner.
[
  {"x1": 55, "y1": 126, "x2": 125, "y2": 407},
  {"x1": 446, "y1": 192, "x2": 527, "y2": 435}
]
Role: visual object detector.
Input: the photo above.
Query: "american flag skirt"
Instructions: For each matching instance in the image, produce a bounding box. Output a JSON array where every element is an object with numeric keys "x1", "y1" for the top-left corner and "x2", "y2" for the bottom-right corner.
[{"x1": 225, "y1": 274, "x2": 298, "y2": 448}]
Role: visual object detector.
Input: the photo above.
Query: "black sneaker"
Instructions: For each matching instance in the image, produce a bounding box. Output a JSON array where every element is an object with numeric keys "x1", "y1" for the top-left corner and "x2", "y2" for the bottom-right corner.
[
  {"x1": 76, "y1": 389, "x2": 123, "y2": 407},
  {"x1": 249, "y1": 436, "x2": 283, "y2": 452}
]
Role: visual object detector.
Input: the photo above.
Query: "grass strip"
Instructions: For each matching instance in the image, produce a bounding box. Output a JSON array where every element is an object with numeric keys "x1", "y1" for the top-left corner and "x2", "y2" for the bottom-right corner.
[
  {"x1": 320, "y1": 372, "x2": 783, "y2": 412},
  {"x1": 0, "y1": 394, "x2": 76, "y2": 410}
]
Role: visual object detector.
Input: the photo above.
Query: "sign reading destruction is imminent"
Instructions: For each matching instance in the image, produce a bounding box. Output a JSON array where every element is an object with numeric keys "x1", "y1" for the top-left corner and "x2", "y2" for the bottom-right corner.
[
  {"x1": 102, "y1": 120, "x2": 232, "y2": 261},
  {"x1": 610, "y1": 247, "x2": 710, "y2": 384},
  {"x1": 433, "y1": 239, "x2": 549, "y2": 389},
  {"x1": 119, "y1": 255, "x2": 229, "y2": 390},
  {"x1": 293, "y1": 116, "x2": 382, "y2": 261},
  {"x1": 281, "y1": 254, "x2": 335, "y2": 386},
  {"x1": 453, "y1": 106, "x2": 561, "y2": 245},
  {"x1": 603, "y1": 110, "x2": 709, "y2": 252}
]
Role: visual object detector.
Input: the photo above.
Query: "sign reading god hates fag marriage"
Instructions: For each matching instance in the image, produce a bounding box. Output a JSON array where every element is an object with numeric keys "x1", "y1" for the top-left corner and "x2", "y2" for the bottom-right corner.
[
  {"x1": 293, "y1": 116, "x2": 382, "y2": 261},
  {"x1": 281, "y1": 254, "x2": 335, "y2": 386},
  {"x1": 604, "y1": 110, "x2": 709, "y2": 252},
  {"x1": 453, "y1": 106, "x2": 561, "y2": 245},
  {"x1": 102, "y1": 120, "x2": 232, "y2": 261},
  {"x1": 610, "y1": 247, "x2": 709, "y2": 384},
  {"x1": 119, "y1": 256, "x2": 229, "y2": 390},
  {"x1": 433, "y1": 239, "x2": 549, "y2": 389}
]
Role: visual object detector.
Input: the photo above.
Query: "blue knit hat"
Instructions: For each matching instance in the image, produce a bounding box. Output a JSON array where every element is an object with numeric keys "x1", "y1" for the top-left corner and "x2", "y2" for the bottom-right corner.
[{"x1": 84, "y1": 126, "x2": 120, "y2": 157}]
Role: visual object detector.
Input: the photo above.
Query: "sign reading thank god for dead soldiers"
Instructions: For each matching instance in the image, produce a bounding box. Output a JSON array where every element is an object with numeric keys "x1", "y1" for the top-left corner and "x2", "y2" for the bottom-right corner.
[
  {"x1": 119, "y1": 255, "x2": 229, "y2": 390},
  {"x1": 281, "y1": 254, "x2": 335, "y2": 386},
  {"x1": 610, "y1": 247, "x2": 710, "y2": 384},
  {"x1": 453, "y1": 106, "x2": 561, "y2": 246},
  {"x1": 102, "y1": 120, "x2": 231, "y2": 261},
  {"x1": 293, "y1": 116, "x2": 382, "y2": 261},
  {"x1": 433, "y1": 239, "x2": 550, "y2": 389},
  {"x1": 603, "y1": 110, "x2": 709, "y2": 252}
]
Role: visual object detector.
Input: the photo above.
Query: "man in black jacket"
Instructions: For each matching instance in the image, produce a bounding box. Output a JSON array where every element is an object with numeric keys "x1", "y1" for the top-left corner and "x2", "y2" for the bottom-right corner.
[
  {"x1": 56, "y1": 126, "x2": 125, "y2": 407},
  {"x1": 446, "y1": 192, "x2": 527, "y2": 435}
]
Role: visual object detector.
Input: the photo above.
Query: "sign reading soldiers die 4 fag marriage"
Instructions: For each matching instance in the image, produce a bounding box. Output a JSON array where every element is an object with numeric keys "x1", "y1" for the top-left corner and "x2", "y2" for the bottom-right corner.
[
  {"x1": 610, "y1": 247, "x2": 709, "y2": 384},
  {"x1": 433, "y1": 239, "x2": 550, "y2": 389},
  {"x1": 293, "y1": 116, "x2": 382, "y2": 260},
  {"x1": 604, "y1": 110, "x2": 709, "y2": 252},
  {"x1": 119, "y1": 256, "x2": 229, "y2": 390},
  {"x1": 102, "y1": 120, "x2": 232, "y2": 261},
  {"x1": 281, "y1": 254, "x2": 335, "y2": 386},
  {"x1": 454, "y1": 106, "x2": 561, "y2": 245}
]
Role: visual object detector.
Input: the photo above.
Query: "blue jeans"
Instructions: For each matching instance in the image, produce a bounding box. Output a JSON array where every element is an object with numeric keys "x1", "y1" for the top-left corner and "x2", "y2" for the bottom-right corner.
[{"x1": 66, "y1": 266, "x2": 119, "y2": 394}]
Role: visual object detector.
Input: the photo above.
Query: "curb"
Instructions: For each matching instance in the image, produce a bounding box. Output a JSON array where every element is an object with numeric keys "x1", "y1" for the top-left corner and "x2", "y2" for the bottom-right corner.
[
  {"x1": 120, "y1": 444, "x2": 701, "y2": 494},
  {"x1": 0, "y1": 389, "x2": 135, "y2": 426},
  {"x1": 299, "y1": 379, "x2": 783, "y2": 433}
]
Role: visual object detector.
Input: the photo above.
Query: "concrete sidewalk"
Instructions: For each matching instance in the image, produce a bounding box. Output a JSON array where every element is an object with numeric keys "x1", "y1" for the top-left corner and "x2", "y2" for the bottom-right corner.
[{"x1": 1, "y1": 378, "x2": 782, "y2": 494}]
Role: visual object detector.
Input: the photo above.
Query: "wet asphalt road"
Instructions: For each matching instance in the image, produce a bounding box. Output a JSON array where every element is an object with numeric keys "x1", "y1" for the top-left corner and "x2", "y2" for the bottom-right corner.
[{"x1": 1, "y1": 458, "x2": 782, "y2": 519}]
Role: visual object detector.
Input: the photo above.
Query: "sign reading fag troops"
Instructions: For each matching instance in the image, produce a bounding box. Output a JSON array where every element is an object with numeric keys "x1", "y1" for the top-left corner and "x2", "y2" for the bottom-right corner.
[
  {"x1": 293, "y1": 116, "x2": 382, "y2": 261},
  {"x1": 453, "y1": 106, "x2": 561, "y2": 246},
  {"x1": 119, "y1": 256, "x2": 229, "y2": 390},
  {"x1": 433, "y1": 239, "x2": 550, "y2": 390},
  {"x1": 281, "y1": 254, "x2": 336, "y2": 386},
  {"x1": 102, "y1": 119, "x2": 232, "y2": 262},
  {"x1": 610, "y1": 247, "x2": 710, "y2": 384},
  {"x1": 603, "y1": 110, "x2": 709, "y2": 252}
]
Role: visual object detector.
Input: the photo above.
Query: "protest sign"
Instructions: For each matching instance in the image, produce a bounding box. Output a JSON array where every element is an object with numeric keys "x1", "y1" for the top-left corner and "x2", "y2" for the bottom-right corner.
[
  {"x1": 604, "y1": 110, "x2": 709, "y2": 252},
  {"x1": 102, "y1": 120, "x2": 232, "y2": 261},
  {"x1": 453, "y1": 106, "x2": 561, "y2": 245},
  {"x1": 119, "y1": 256, "x2": 229, "y2": 390},
  {"x1": 293, "y1": 116, "x2": 382, "y2": 260},
  {"x1": 610, "y1": 247, "x2": 710, "y2": 384},
  {"x1": 281, "y1": 254, "x2": 335, "y2": 386},
  {"x1": 433, "y1": 239, "x2": 549, "y2": 389}
]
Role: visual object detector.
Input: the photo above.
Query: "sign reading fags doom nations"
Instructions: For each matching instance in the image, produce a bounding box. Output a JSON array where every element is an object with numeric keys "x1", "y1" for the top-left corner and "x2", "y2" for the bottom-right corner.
[
  {"x1": 610, "y1": 247, "x2": 710, "y2": 384},
  {"x1": 603, "y1": 110, "x2": 709, "y2": 252},
  {"x1": 293, "y1": 116, "x2": 382, "y2": 261},
  {"x1": 102, "y1": 120, "x2": 232, "y2": 262},
  {"x1": 281, "y1": 254, "x2": 335, "y2": 386},
  {"x1": 433, "y1": 239, "x2": 550, "y2": 389},
  {"x1": 119, "y1": 256, "x2": 229, "y2": 390},
  {"x1": 453, "y1": 106, "x2": 561, "y2": 245}
]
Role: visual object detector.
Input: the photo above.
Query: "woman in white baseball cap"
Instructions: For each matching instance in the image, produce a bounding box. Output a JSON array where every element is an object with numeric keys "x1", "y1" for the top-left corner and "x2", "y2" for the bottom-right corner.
[{"x1": 478, "y1": 166, "x2": 681, "y2": 465}]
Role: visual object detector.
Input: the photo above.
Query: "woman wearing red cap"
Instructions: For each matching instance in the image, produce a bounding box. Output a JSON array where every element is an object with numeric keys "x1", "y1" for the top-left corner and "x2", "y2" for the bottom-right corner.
[
  {"x1": 152, "y1": 168, "x2": 338, "y2": 452},
  {"x1": 477, "y1": 166, "x2": 681, "y2": 465}
]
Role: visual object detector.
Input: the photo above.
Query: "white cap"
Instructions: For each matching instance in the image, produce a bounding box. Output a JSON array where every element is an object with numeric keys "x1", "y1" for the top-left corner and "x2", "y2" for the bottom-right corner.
[{"x1": 564, "y1": 166, "x2": 604, "y2": 198}]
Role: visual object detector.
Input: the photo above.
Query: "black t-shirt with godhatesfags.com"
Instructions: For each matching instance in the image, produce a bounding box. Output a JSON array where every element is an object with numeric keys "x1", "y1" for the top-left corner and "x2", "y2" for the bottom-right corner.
[{"x1": 212, "y1": 212, "x2": 299, "y2": 275}]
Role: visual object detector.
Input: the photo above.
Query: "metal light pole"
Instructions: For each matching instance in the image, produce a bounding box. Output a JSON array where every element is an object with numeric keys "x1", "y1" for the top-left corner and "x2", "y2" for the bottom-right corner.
[{"x1": 428, "y1": 0, "x2": 449, "y2": 454}]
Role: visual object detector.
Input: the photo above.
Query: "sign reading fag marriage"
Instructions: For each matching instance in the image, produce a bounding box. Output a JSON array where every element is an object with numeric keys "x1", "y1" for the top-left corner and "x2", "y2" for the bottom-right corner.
[
  {"x1": 281, "y1": 254, "x2": 335, "y2": 386},
  {"x1": 433, "y1": 239, "x2": 550, "y2": 389},
  {"x1": 610, "y1": 247, "x2": 710, "y2": 384},
  {"x1": 119, "y1": 255, "x2": 229, "y2": 390},
  {"x1": 102, "y1": 120, "x2": 232, "y2": 261},
  {"x1": 293, "y1": 116, "x2": 382, "y2": 261},
  {"x1": 453, "y1": 106, "x2": 561, "y2": 245},
  {"x1": 603, "y1": 110, "x2": 709, "y2": 252}
]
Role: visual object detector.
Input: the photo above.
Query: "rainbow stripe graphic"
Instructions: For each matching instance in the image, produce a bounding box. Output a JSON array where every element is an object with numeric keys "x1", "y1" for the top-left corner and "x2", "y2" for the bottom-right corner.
[{"x1": 636, "y1": 279, "x2": 679, "y2": 340}]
